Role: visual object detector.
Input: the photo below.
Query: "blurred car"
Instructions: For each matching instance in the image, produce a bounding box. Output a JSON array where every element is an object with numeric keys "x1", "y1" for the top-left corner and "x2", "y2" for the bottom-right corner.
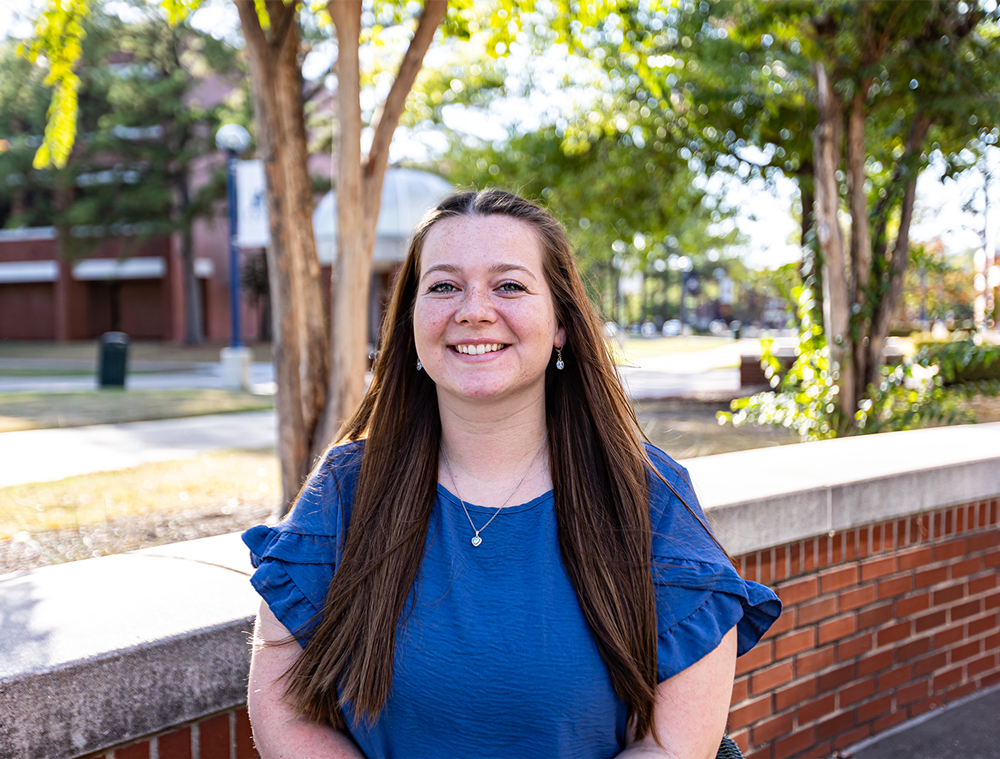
[{"x1": 661, "y1": 319, "x2": 682, "y2": 337}]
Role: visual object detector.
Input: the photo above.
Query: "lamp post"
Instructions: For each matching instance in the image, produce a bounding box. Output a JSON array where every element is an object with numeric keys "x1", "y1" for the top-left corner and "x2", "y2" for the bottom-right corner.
[{"x1": 215, "y1": 123, "x2": 252, "y2": 389}]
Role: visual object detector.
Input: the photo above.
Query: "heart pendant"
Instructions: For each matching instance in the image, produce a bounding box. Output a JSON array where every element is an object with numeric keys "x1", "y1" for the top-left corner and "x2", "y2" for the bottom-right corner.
[{"x1": 471, "y1": 535, "x2": 483, "y2": 547}]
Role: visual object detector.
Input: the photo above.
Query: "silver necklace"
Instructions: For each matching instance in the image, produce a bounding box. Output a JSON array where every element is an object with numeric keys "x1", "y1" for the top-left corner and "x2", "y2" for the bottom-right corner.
[{"x1": 441, "y1": 434, "x2": 548, "y2": 548}]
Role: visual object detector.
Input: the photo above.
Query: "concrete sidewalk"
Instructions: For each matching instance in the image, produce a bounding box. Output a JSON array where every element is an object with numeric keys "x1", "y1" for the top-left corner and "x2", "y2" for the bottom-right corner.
[
  {"x1": 0, "y1": 410, "x2": 276, "y2": 488},
  {"x1": 848, "y1": 686, "x2": 1000, "y2": 758}
]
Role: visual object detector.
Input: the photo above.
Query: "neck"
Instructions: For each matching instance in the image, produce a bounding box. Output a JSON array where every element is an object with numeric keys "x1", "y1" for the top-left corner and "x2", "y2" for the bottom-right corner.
[{"x1": 437, "y1": 391, "x2": 550, "y2": 507}]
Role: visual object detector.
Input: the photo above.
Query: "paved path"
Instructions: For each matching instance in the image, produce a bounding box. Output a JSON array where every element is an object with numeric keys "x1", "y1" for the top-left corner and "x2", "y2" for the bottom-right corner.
[
  {"x1": 850, "y1": 686, "x2": 1000, "y2": 758},
  {"x1": 0, "y1": 342, "x2": 753, "y2": 487},
  {"x1": 0, "y1": 411, "x2": 276, "y2": 488}
]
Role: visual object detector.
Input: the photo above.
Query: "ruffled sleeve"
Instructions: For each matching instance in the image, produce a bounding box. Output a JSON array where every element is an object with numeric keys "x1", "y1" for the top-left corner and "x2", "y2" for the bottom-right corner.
[
  {"x1": 645, "y1": 445, "x2": 782, "y2": 682},
  {"x1": 242, "y1": 441, "x2": 364, "y2": 646}
]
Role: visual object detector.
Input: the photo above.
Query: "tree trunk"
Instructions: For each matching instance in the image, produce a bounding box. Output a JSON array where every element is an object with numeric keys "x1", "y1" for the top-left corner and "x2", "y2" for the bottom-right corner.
[
  {"x1": 237, "y1": 0, "x2": 329, "y2": 514},
  {"x1": 846, "y1": 90, "x2": 872, "y2": 397},
  {"x1": 321, "y1": 0, "x2": 447, "y2": 448},
  {"x1": 176, "y1": 176, "x2": 203, "y2": 345},
  {"x1": 866, "y1": 112, "x2": 931, "y2": 388},
  {"x1": 812, "y1": 62, "x2": 855, "y2": 417}
]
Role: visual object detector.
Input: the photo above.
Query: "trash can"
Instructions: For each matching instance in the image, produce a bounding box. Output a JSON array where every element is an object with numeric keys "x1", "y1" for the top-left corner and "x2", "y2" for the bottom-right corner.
[{"x1": 98, "y1": 332, "x2": 129, "y2": 388}]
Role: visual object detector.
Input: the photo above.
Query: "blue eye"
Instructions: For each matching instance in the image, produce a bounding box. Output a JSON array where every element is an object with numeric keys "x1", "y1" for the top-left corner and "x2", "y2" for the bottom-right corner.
[
  {"x1": 498, "y1": 281, "x2": 526, "y2": 293},
  {"x1": 428, "y1": 282, "x2": 457, "y2": 293}
]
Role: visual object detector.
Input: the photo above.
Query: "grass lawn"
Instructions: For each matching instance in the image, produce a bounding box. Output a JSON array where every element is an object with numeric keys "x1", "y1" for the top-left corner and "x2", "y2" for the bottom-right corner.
[
  {"x1": 0, "y1": 389, "x2": 273, "y2": 432},
  {"x1": 0, "y1": 449, "x2": 279, "y2": 541}
]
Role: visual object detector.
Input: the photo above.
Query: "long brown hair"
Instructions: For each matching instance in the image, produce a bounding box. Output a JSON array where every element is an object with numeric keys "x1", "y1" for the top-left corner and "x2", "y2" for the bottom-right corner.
[{"x1": 285, "y1": 189, "x2": 663, "y2": 740}]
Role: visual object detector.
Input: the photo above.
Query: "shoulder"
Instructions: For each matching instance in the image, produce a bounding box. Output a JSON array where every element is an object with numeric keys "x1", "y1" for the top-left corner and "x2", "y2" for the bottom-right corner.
[
  {"x1": 642, "y1": 443, "x2": 720, "y2": 562},
  {"x1": 282, "y1": 439, "x2": 366, "y2": 536}
]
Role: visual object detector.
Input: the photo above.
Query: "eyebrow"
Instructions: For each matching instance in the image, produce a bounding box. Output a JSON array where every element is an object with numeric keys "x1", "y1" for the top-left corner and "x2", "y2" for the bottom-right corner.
[{"x1": 420, "y1": 262, "x2": 537, "y2": 280}]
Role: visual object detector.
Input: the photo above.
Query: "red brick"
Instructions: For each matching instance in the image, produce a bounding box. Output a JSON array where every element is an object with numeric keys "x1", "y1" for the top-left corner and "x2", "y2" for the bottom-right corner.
[
  {"x1": 773, "y1": 546, "x2": 789, "y2": 582},
  {"x1": 897, "y1": 680, "x2": 930, "y2": 705},
  {"x1": 952, "y1": 557, "x2": 983, "y2": 578},
  {"x1": 951, "y1": 640, "x2": 983, "y2": 663},
  {"x1": 933, "y1": 584, "x2": 965, "y2": 606},
  {"x1": 897, "y1": 636, "x2": 931, "y2": 662},
  {"x1": 751, "y1": 712, "x2": 794, "y2": 745},
  {"x1": 877, "y1": 663, "x2": 912, "y2": 691},
  {"x1": 988, "y1": 590, "x2": 1000, "y2": 609},
  {"x1": 933, "y1": 538, "x2": 967, "y2": 561},
  {"x1": 731, "y1": 677, "x2": 749, "y2": 706},
  {"x1": 730, "y1": 730, "x2": 750, "y2": 754},
  {"x1": 798, "y1": 597, "x2": 838, "y2": 626},
  {"x1": 897, "y1": 546, "x2": 932, "y2": 570},
  {"x1": 831, "y1": 534, "x2": 844, "y2": 564},
  {"x1": 987, "y1": 552, "x2": 1000, "y2": 570},
  {"x1": 969, "y1": 530, "x2": 1000, "y2": 552},
  {"x1": 758, "y1": 551, "x2": 774, "y2": 585},
  {"x1": 797, "y1": 646, "x2": 836, "y2": 676},
  {"x1": 970, "y1": 574, "x2": 999, "y2": 595},
  {"x1": 916, "y1": 566, "x2": 948, "y2": 588},
  {"x1": 817, "y1": 535, "x2": 831, "y2": 569},
  {"x1": 235, "y1": 708, "x2": 258, "y2": 759},
  {"x1": 115, "y1": 743, "x2": 150, "y2": 759},
  {"x1": 746, "y1": 746, "x2": 771, "y2": 759},
  {"x1": 858, "y1": 649, "x2": 894, "y2": 677},
  {"x1": 873, "y1": 709, "x2": 907, "y2": 733},
  {"x1": 735, "y1": 641, "x2": 774, "y2": 676},
  {"x1": 968, "y1": 652, "x2": 999, "y2": 677},
  {"x1": 803, "y1": 539, "x2": 818, "y2": 573},
  {"x1": 909, "y1": 695, "x2": 942, "y2": 718},
  {"x1": 858, "y1": 602, "x2": 894, "y2": 630},
  {"x1": 796, "y1": 693, "x2": 836, "y2": 725},
  {"x1": 837, "y1": 632, "x2": 874, "y2": 662},
  {"x1": 877, "y1": 575, "x2": 913, "y2": 599},
  {"x1": 953, "y1": 599, "x2": 983, "y2": 621},
  {"x1": 156, "y1": 728, "x2": 192, "y2": 759},
  {"x1": 913, "y1": 651, "x2": 947, "y2": 677},
  {"x1": 860, "y1": 556, "x2": 895, "y2": 581},
  {"x1": 802, "y1": 740, "x2": 834, "y2": 759},
  {"x1": 816, "y1": 710, "x2": 855, "y2": 740},
  {"x1": 818, "y1": 662, "x2": 856, "y2": 694},
  {"x1": 820, "y1": 565, "x2": 859, "y2": 594},
  {"x1": 915, "y1": 610, "x2": 947, "y2": 633},
  {"x1": 729, "y1": 695, "x2": 772, "y2": 730},
  {"x1": 761, "y1": 609, "x2": 794, "y2": 640},
  {"x1": 198, "y1": 714, "x2": 231, "y2": 759},
  {"x1": 775, "y1": 678, "x2": 817, "y2": 711},
  {"x1": 969, "y1": 613, "x2": 999, "y2": 636},
  {"x1": 856, "y1": 693, "x2": 892, "y2": 722},
  {"x1": 933, "y1": 665, "x2": 963, "y2": 693},
  {"x1": 751, "y1": 661, "x2": 794, "y2": 695},
  {"x1": 935, "y1": 622, "x2": 968, "y2": 647},
  {"x1": 987, "y1": 631, "x2": 1000, "y2": 650},
  {"x1": 984, "y1": 671, "x2": 1000, "y2": 688},
  {"x1": 773, "y1": 727, "x2": 816, "y2": 758},
  {"x1": 945, "y1": 681, "x2": 978, "y2": 701},
  {"x1": 775, "y1": 629, "x2": 815, "y2": 660},
  {"x1": 838, "y1": 676, "x2": 875, "y2": 707},
  {"x1": 835, "y1": 724, "x2": 873, "y2": 750},
  {"x1": 819, "y1": 615, "x2": 858, "y2": 645},
  {"x1": 897, "y1": 592, "x2": 931, "y2": 618},
  {"x1": 877, "y1": 620, "x2": 912, "y2": 647},
  {"x1": 839, "y1": 585, "x2": 876, "y2": 612}
]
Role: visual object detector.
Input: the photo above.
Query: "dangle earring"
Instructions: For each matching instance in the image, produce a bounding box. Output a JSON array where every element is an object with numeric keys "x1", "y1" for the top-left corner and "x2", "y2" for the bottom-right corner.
[
  {"x1": 555, "y1": 347, "x2": 565, "y2": 371},
  {"x1": 416, "y1": 360, "x2": 423, "y2": 371}
]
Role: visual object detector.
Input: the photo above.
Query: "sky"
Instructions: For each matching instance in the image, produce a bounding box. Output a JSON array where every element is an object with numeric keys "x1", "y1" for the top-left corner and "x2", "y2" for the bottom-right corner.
[{"x1": 2, "y1": 0, "x2": 997, "y2": 271}]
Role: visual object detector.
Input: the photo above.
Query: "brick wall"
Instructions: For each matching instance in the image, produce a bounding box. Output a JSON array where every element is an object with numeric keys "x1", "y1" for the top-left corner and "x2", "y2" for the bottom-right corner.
[
  {"x1": 727, "y1": 498, "x2": 1000, "y2": 758},
  {"x1": 81, "y1": 707, "x2": 259, "y2": 759}
]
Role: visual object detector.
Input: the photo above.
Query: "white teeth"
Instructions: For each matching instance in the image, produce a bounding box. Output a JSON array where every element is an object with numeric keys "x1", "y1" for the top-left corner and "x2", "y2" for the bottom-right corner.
[{"x1": 456, "y1": 343, "x2": 504, "y2": 355}]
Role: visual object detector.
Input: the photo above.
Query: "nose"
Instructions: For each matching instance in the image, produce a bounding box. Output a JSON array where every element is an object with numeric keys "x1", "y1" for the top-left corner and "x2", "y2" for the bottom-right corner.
[{"x1": 454, "y1": 285, "x2": 496, "y2": 324}]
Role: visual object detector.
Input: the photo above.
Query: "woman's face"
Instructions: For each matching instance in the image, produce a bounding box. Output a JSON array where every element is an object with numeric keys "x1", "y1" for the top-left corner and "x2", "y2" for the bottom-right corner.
[{"x1": 413, "y1": 214, "x2": 565, "y2": 409}]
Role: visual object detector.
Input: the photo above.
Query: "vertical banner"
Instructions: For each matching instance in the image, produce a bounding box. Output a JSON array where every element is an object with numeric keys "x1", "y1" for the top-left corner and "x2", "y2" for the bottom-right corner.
[{"x1": 235, "y1": 160, "x2": 270, "y2": 248}]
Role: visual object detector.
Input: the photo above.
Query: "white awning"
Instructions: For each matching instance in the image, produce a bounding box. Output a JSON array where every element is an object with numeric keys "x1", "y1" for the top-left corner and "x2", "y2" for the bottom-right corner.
[
  {"x1": 0, "y1": 260, "x2": 59, "y2": 283},
  {"x1": 73, "y1": 257, "x2": 166, "y2": 280}
]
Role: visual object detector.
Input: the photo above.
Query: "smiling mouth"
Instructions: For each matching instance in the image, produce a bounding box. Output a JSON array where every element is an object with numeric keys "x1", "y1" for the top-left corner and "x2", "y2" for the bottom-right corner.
[{"x1": 452, "y1": 343, "x2": 508, "y2": 356}]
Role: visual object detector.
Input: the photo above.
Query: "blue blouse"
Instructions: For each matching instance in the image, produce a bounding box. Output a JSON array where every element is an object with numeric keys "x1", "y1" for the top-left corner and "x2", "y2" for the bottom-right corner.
[{"x1": 244, "y1": 441, "x2": 780, "y2": 759}]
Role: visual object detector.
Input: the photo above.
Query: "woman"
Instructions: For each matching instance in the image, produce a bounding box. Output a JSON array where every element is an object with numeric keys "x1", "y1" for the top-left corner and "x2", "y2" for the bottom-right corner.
[{"x1": 244, "y1": 189, "x2": 780, "y2": 759}]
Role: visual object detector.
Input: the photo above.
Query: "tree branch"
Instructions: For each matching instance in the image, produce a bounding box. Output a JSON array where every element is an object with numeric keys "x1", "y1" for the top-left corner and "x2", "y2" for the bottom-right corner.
[{"x1": 364, "y1": 0, "x2": 447, "y2": 182}]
